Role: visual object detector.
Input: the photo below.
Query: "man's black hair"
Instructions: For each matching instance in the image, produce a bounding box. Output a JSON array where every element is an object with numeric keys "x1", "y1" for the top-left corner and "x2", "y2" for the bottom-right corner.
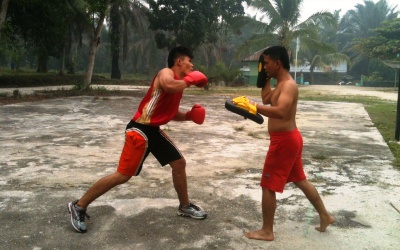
[
  {"x1": 167, "y1": 46, "x2": 194, "y2": 68},
  {"x1": 263, "y1": 46, "x2": 290, "y2": 71}
]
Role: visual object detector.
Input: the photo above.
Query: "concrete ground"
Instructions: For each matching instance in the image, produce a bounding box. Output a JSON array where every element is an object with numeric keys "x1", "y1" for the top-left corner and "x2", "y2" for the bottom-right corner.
[{"x1": 0, "y1": 85, "x2": 399, "y2": 249}]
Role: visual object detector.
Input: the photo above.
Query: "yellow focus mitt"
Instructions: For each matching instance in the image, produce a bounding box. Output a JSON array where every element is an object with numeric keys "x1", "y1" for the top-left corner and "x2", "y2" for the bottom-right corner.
[{"x1": 231, "y1": 96, "x2": 257, "y2": 114}]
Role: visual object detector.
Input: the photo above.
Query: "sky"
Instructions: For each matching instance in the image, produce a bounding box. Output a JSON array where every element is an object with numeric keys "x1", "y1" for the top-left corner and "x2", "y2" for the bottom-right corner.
[
  {"x1": 299, "y1": 0, "x2": 399, "y2": 20},
  {"x1": 245, "y1": 0, "x2": 399, "y2": 22}
]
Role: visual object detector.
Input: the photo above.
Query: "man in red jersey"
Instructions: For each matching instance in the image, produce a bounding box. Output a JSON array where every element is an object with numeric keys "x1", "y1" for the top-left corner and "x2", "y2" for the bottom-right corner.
[{"x1": 68, "y1": 46, "x2": 208, "y2": 233}]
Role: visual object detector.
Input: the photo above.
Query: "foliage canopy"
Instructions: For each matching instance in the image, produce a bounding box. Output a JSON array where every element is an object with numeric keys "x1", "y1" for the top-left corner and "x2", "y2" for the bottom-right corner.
[{"x1": 146, "y1": 0, "x2": 249, "y2": 51}]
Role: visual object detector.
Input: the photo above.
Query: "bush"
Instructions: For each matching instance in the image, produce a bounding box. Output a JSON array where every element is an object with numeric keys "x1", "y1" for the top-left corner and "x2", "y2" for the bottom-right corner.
[
  {"x1": 0, "y1": 73, "x2": 85, "y2": 87},
  {"x1": 203, "y1": 62, "x2": 242, "y2": 86},
  {"x1": 0, "y1": 71, "x2": 149, "y2": 88},
  {"x1": 365, "y1": 72, "x2": 384, "y2": 82}
]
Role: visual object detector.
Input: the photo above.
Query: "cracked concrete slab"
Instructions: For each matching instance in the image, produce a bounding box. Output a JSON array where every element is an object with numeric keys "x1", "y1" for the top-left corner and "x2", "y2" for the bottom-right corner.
[{"x1": 1, "y1": 88, "x2": 399, "y2": 249}]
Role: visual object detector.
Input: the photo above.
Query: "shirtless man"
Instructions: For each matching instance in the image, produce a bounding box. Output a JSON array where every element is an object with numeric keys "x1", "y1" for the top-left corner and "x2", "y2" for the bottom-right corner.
[{"x1": 244, "y1": 46, "x2": 334, "y2": 241}]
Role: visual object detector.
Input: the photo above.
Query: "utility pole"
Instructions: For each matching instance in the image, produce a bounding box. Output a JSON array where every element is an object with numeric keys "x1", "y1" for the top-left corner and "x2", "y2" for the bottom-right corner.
[
  {"x1": 294, "y1": 37, "x2": 300, "y2": 82},
  {"x1": 383, "y1": 57, "x2": 400, "y2": 140}
]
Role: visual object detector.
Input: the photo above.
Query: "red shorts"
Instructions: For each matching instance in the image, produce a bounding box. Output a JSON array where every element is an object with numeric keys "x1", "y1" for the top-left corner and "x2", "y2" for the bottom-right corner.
[
  {"x1": 117, "y1": 128, "x2": 148, "y2": 176},
  {"x1": 260, "y1": 128, "x2": 306, "y2": 193},
  {"x1": 117, "y1": 121, "x2": 183, "y2": 176}
]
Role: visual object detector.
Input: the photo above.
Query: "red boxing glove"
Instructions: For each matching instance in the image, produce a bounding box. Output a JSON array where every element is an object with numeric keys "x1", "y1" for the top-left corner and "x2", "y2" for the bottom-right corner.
[
  {"x1": 185, "y1": 104, "x2": 206, "y2": 125},
  {"x1": 183, "y1": 71, "x2": 208, "y2": 87}
]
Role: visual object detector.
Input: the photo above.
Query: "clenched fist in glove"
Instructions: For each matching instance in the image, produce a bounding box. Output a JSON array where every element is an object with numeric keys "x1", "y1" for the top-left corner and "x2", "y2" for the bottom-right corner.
[
  {"x1": 257, "y1": 52, "x2": 269, "y2": 88},
  {"x1": 183, "y1": 71, "x2": 208, "y2": 87},
  {"x1": 232, "y1": 96, "x2": 257, "y2": 114},
  {"x1": 185, "y1": 104, "x2": 206, "y2": 124}
]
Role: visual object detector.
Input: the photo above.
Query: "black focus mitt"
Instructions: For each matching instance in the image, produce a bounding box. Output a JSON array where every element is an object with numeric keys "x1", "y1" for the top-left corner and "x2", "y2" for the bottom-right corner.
[{"x1": 256, "y1": 52, "x2": 268, "y2": 88}]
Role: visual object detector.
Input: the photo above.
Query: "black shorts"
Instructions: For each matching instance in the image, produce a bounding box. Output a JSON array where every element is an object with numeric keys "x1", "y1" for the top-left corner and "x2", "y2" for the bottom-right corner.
[{"x1": 117, "y1": 121, "x2": 183, "y2": 176}]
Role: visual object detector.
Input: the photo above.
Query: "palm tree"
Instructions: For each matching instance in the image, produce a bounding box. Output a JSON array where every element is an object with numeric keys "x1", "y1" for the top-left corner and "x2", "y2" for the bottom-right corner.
[
  {"x1": 338, "y1": 0, "x2": 398, "y2": 77},
  {"x1": 67, "y1": 0, "x2": 110, "y2": 87},
  {"x1": 299, "y1": 10, "x2": 350, "y2": 84},
  {"x1": 301, "y1": 47, "x2": 350, "y2": 85},
  {"x1": 128, "y1": 31, "x2": 160, "y2": 73},
  {"x1": 109, "y1": 0, "x2": 148, "y2": 79},
  {"x1": 236, "y1": 0, "x2": 335, "y2": 59}
]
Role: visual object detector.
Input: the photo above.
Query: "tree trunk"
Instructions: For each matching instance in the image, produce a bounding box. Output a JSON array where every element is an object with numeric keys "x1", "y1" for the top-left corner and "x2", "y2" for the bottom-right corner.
[
  {"x1": 0, "y1": 0, "x2": 10, "y2": 41},
  {"x1": 37, "y1": 51, "x2": 48, "y2": 73},
  {"x1": 84, "y1": 37, "x2": 100, "y2": 87},
  {"x1": 310, "y1": 67, "x2": 315, "y2": 85},
  {"x1": 83, "y1": 11, "x2": 106, "y2": 88},
  {"x1": 59, "y1": 45, "x2": 66, "y2": 76},
  {"x1": 111, "y1": 52, "x2": 121, "y2": 79},
  {"x1": 110, "y1": 3, "x2": 121, "y2": 79}
]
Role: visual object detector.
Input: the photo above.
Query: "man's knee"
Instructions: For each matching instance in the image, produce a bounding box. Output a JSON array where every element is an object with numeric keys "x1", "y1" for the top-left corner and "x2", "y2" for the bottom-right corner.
[
  {"x1": 294, "y1": 179, "x2": 309, "y2": 189},
  {"x1": 262, "y1": 188, "x2": 276, "y2": 196},
  {"x1": 170, "y1": 158, "x2": 186, "y2": 171},
  {"x1": 112, "y1": 171, "x2": 132, "y2": 184}
]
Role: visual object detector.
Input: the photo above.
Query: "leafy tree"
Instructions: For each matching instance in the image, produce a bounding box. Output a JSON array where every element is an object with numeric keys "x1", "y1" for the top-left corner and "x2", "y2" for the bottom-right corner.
[
  {"x1": 356, "y1": 18, "x2": 400, "y2": 60},
  {"x1": 197, "y1": 1, "x2": 264, "y2": 68},
  {"x1": 338, "y1": 0, "x2": 398, "y2": 77},
  {"x1": 355, "y1": 18, "x2": 400, "y2": 85},
  {"x1": 194, "y1": 23, "x2": 253, "y2": 86},
  {"x1": 0, "y1": 23, "x2": 26, "y2": 69},
  {"x1": 146, "y1": 0, "x2": 249, "y2": 51},
  {"x1": 6, "y1": 0, "x2": 72, "y2": 72}
]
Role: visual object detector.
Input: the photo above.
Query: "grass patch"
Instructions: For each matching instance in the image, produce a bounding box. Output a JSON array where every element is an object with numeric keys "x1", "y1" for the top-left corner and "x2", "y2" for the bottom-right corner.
[
  {"x1": 308, "y1": 176, "x2": 326, "y2": 183},
  {"x1": 301, "y1": 90, "x2": 400, "y2": 169},
  {"x1": 322, "y1": 190, "x2": 334, "y2": 195},
  {"x1": 247, "y1": 131, "x2": 264, "y2": 139},
  {"x1": 234, "y1": 168, "x2": 245, "y2": 174},
  {"x1": 311, "y1": 153, "x2": 328, "y2": 161},
  {"x1": 364, "y1": 101, "x2": 400, "y2": 168},
  {"x1": 0, "y1": 87, "x2": 147, "y2": 104},
  {"x1": 233, "y1": 125, "x2": 245, "y2": 131},
  {"x1": 0, "y1": 70, "x2": 151, "y2": 88}
]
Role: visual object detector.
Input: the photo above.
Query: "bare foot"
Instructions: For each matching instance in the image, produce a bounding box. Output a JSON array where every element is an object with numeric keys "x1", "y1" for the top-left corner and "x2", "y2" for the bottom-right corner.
[
  {"x1": 315, "y1": 214, "x2": 335, "y2": 232},
  {"x1": 245, "y1": 229, "x2": 274, "y2": 241}
]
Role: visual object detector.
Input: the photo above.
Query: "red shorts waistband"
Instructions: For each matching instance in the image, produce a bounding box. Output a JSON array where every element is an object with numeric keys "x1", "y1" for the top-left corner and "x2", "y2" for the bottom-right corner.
[{"x1": 268, "y1": 128, "x2": 299, "y2": 136}]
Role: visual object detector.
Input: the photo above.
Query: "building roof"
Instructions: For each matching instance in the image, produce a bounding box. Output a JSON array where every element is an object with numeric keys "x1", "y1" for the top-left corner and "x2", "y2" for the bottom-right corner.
[{"x1": 241, "y1": 48, "x2": 268, "y2": 62}]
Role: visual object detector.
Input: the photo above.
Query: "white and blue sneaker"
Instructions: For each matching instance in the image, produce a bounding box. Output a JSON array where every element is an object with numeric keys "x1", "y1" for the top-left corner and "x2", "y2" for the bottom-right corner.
[
  {"x1": 68, "y1": 200, "x2": 90, "y2": 233},
  {"x1": 177, "y1": 203, "x2": 207, "y2": 220}
]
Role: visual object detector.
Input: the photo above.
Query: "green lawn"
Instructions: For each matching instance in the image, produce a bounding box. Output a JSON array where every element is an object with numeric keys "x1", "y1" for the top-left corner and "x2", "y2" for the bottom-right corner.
[{"x1": 364, "y1": 101, "x2": 400, "y2": 168}]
